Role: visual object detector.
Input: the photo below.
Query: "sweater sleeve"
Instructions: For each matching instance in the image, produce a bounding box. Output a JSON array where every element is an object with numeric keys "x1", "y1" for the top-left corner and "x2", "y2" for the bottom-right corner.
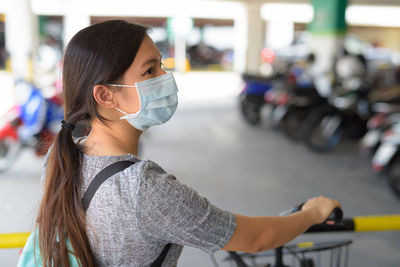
[{"x1": 136, "y1": 160, "x2": 236, "y2": 253}]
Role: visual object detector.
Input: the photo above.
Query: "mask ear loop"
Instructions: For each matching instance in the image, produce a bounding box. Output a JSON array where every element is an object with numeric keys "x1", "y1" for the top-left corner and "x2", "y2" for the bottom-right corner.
[
  {"x1": 107, "y1": 84, "x2": 137, "y2": 88},
  {"x1": 115, "y1": 106, "x2": 141, "y2": 118},
  {"x1": 108, "y1": 83, "x2": 142, "y2": 118},
  {"x1": 115, "y1": 107, "x2": 128, "y2": 115}
]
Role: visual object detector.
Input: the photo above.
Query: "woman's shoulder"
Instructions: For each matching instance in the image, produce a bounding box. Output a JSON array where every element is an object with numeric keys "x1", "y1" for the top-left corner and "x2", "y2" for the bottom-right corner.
[
  {"x1": 82, "y1": 153, "x2": 139, "y2": 176},
  {"x1": 81, "y1": 154, "x2": 171, "y2": 184},
  {"x1": 75, "y1": 136, "x2": 167, "y2": 178}
]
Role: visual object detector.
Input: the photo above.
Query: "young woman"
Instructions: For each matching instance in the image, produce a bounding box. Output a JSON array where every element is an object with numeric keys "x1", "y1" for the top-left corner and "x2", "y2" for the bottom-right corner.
[{"x1": 36, "y1": 20, "x2": 340, "y2": 267}]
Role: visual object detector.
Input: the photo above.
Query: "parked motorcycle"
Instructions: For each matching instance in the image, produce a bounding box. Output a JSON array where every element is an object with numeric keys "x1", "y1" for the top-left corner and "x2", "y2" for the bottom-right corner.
[
  {"x1": 371, "y1": 122, "x2": 400, "y2": 197},
  {"x1": 265, "y1": 77, "x2": 327, "y2": 140},
  {"x1": 360, "y1": 103, "x2": 400, "y2": 156},
  {"x1": 301, "y1": 88, "x2": 370, "y2": 152},
  {"x1": 239, "y1": 51, "x2": 295, "y2": 126},
  {"x1": 300, "y1": 52, "x2": 372, "y2": 152},
  {"x1": 262, "y1": 54, "x2": 329, "y2": 140},
  {"x1": 263, "y1": 80, "x2": 290, "y2": 127},
  {"x1": 279, "y1": 62, "x2": 328, "y2": 140},
  {"x1": 239, "y1": 73, "x2": 274, "y2": 125},
  {"x1": 0, "y1": 80, "x2": 64, "y2": 172}
]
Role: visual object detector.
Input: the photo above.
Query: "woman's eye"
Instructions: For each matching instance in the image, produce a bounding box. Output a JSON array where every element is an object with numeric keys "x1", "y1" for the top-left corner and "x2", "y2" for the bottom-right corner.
[
  {"x1": 144, "y1": 67, "x2": 154, "y2": 75},
  {"x1": 143, "y1": 60, "x2": 163, "y2": 76}
]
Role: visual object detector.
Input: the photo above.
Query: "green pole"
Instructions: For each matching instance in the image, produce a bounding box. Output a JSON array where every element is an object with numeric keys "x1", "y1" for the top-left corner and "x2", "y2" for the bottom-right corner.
[{"x1": 307, "y1": 0, "x2": 347, "y2": 36}]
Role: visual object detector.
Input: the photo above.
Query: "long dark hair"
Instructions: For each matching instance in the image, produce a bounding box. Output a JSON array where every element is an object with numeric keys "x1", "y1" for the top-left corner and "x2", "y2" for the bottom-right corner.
[{"x1": 36, "y1": 20, "x2": 147, "y2": 266}]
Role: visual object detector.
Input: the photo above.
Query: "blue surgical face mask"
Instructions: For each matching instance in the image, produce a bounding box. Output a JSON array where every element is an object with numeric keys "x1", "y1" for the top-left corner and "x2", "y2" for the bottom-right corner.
[{"x1": 109, "y1": 72, "x2": 178, "y2": 131}]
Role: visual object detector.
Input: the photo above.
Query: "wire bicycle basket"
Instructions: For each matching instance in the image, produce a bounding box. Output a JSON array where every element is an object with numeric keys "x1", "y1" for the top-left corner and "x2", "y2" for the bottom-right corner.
[{"x1": 220, "y1": 239, "x2": 353, "y2": 267}]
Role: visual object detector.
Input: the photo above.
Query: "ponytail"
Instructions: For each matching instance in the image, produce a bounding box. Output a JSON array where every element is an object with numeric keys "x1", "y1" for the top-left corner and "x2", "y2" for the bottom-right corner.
[
  {"x1": 35, "y1": 19, "x2": 147, "y2": 267},
  {"x1": 36, "y1": 118, "x2": 95, "y2": 267}
]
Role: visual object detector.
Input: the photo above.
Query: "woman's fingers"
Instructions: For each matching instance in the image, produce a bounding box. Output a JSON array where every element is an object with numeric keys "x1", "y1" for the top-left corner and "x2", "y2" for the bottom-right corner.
[{"x1": 302, "y1": 196, "x2": 342, "y2": 224}]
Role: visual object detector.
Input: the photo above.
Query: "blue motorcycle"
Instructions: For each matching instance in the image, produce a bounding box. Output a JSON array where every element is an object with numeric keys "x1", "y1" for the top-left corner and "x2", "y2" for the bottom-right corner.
[{"x1": 0, "y1": 80, "x2": 64, "y2": 172}]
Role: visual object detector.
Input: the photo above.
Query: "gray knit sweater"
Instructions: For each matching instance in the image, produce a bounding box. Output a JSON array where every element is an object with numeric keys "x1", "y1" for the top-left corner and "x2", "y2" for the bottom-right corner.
[{"x1": 73, "y1": 153, "x2": 236, "y2": 266}]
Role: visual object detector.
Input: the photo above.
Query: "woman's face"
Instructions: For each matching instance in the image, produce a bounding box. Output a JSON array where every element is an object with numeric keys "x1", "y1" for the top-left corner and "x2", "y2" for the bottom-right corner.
[{"x1": 114, "y1": 35, "x2": 166, "y2": 114}]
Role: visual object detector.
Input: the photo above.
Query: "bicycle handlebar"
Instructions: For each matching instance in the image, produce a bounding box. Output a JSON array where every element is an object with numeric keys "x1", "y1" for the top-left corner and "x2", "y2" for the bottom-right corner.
[
  {"x1": 282, "y1": 203, "x2": 400, "y2": 233},
  {"x1": 280, "y1": 203, "x2": 343, "y2": 221},
  {"x1": 223, "y1": 205, "x2": 400, "y2": 267},
  {"x1": 307, "y1": 214, "x2": 400, "y2": 233}
]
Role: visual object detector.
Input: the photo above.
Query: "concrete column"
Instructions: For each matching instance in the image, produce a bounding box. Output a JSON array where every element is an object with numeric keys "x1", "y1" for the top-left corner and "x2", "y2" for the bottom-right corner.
[
  {"x1": 168, "y1": 16, "x2": 193, "y2": 73},
  {"x1": 308, "y1": 0, "x2": 347, "y2": 74},
  {"x1": 63, "y1": 0, "x2": 90, "y2": 48},
  {"x1": 5, "y1": 0, "x2": 36, "y2": 80},
  {"x1": 232, "y1": 6, "x2": 247, "y2": 74},
  {"x1": 310, "y1": 36, "x2": 344, "y2": 74},
  {"x1": 174, "y1": 37, "x2": 186, "y2": 72},
  {"x1": 243, "y1": 2, "x2": 264, "y2": 75}
]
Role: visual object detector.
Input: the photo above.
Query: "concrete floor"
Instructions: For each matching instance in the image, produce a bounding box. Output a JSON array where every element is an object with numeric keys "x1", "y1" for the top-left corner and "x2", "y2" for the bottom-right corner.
[{"x1": 0, "y1": 72, "x2": 399, "y2": 266}]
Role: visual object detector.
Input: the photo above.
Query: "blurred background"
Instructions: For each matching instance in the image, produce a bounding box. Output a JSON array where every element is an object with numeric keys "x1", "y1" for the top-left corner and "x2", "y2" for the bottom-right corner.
[{"x1": 0, "y1": 0, "x2": 399, "y2": 266}]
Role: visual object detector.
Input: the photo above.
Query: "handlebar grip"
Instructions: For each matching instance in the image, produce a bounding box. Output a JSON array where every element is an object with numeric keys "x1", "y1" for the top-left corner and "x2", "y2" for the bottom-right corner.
[
  {"x1": 327, "y1": 207, "x2": 343, "y2": 221},
  {"x1": 280, "y1": 203, "x2": 343, "y2": 221}
]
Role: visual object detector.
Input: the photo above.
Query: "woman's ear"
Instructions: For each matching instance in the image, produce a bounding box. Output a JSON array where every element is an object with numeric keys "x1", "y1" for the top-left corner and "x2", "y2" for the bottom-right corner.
[{"x1": 93, "y1": 85, "x2": 116, "y2": 109}]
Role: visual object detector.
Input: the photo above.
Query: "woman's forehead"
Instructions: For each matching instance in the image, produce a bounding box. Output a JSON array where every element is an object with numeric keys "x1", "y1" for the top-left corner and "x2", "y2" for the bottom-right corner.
[{"x1": 135, "y1": 36, "x2": 161, "y2": 64}]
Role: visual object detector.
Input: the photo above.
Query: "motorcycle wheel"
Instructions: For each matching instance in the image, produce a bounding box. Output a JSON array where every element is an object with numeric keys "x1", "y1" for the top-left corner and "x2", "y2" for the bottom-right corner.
[
  {"x1": 240, "y1": 97, "x2": 263, "y2": 126},
  {"x1": 283, "y1": 107, "x2": 310, "y2": 141},
  {"x1": 344, "y1": 113, "x2": 367, "y2": 139},
  {"x1": 388, "y1": 155, "x2": 400, "y2": 198},
  {"x1": 302, "y1": 107, "x2": 344, "y2": 153},
  {"x1": 0, "y1": 137, "x2": 21, "y2": 172}
]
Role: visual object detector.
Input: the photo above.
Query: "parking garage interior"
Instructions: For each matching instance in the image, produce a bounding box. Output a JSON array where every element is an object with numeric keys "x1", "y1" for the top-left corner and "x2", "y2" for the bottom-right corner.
[{"x1": 0, "y1": 0, "x2": 400, "y2": 266}]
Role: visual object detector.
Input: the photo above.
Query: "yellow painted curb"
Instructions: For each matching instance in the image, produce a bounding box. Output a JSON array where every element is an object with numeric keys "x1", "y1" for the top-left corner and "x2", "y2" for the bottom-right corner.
[{"x1": 0, "y1": 232, "x2": 30, "y2": 249}]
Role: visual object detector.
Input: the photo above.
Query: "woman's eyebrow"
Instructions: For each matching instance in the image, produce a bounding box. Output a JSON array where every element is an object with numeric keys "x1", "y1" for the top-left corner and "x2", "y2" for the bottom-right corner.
[{"x1": 141, "y1": 55, "x2": 162, "y2": 67}]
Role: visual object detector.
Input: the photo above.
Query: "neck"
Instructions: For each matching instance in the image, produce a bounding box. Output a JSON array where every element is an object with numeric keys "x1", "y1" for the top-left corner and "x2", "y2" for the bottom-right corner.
[{"x1": 84, "y1": 119, "x2": 141, "y2": 156}]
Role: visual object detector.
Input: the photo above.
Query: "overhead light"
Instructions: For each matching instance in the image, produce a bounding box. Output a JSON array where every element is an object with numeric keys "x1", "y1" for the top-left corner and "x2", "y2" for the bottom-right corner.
[
  {"x1": 346, "y1": 5, "x2": 400, "y2": 27},
  {"x1": 261, "y1": 3, "x2": 400, "y2": 28},
  {"x1": 261, "y1": 3, "x2": 314, "y2": 23}
]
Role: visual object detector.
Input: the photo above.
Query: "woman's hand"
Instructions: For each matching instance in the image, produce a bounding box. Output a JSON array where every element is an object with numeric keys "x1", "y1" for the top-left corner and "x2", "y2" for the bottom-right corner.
[
  {"x1": 301, "y1": 196, "x2": 341, "y2": 224},
  {"x1": 223, "y1": 196, "x2": 342, "y2": 253}
]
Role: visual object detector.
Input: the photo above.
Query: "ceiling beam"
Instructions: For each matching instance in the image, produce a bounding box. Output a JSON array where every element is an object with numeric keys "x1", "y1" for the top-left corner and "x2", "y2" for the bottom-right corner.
[{"x1": 209, "y1": 0, "x2": 400, "y2": 7}]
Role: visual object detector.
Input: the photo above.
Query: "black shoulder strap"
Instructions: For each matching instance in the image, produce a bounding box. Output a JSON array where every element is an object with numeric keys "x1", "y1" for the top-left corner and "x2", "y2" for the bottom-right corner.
[
  {"x1": 151, "y1": 243, "x2": 172, "y2": 267},
  {"x1": 81, "y1": 160, "x2": 171, "y2": 266},
  {"x1": 82, "y1": 160, "x2": 135, "y2": 212}
]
